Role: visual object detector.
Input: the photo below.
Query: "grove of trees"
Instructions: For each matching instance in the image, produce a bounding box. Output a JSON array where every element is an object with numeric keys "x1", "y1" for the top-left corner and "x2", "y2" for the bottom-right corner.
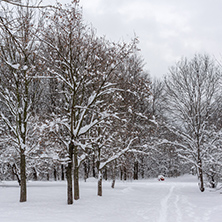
[{"x1": 0, "y1": 0, "x2": 222, "y2": 204}]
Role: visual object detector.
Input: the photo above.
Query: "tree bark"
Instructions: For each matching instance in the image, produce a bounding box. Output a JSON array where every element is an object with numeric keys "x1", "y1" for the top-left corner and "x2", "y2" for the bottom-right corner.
[
  {"x1": 104, "y1": 167, "x2": 108, "y2": 181},
  {"x1": 111, "y1": 161, "x2": 117, "y2": 189},
  {"x1": 198, "y1": 159, "x2": 205, "y2": 192},
  {"x1": 61, "y1": 164, "x2": 65, "y2": 181},
  {"x1": 54, "y1": 167, "x2": 57, "y2": 181},
  {"x1": 197, "y1": 141, "x2": 205, "y2": 192},
  {"x1": 33, "y1": 167, "x2": 37, "y2": 181},
  {"x1": 98, "y1": 171, "x2": 102, "y2": 196},
  {"x1": 141, "y1": 157, "x2": 144, "y2": 179},
  {"x1": 133, "y1": 161, "x2": 139, "y2": 180},
  {"x1": 111, "y1": 179, "x2": 115, "y2": 189},
  {"x1": 66, "y1": 142, "x2": 73, "y2": 205},
  {"x1": 12, "y1": 164, "x2": 21, "y2": 185},
  {"x1": 124, "y1": 166, "x2": 127, "y2": 181},
  {"x1": 20, "y1": 151, "x2": 27, "y2": 202},
  {"x1": 120, "y1": 167, "x2": 123, "y2": 180},
  {"x1": 73, "y1": 145, "x2": 79, "y2": 200},
  {"x1": 84, "y1": 161, "x2": 88, "y2": 182},
  {"x1": 92, "y1": 155, "x2": 96, "y2": 177}
]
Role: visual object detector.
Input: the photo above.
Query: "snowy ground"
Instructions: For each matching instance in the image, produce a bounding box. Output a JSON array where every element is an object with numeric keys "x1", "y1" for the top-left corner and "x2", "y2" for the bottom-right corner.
[{"x1": 0, "y1": 175, "x2": 222, "y2": 222}]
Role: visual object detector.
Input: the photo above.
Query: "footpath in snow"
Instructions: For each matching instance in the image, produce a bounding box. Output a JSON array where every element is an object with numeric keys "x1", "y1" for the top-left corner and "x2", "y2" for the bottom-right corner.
[{"x1": 0, "y1": 175, "x2": 222, "y2": 222}]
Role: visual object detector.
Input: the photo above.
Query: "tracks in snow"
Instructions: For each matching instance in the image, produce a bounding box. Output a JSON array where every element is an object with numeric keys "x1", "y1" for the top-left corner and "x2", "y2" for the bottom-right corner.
[
  {"x1": 157, "y1": 183, "x2": 217, "y2": 222},
  {"x1": 119, "y1": 181, "x2": 222, "y2": 222},
  {"x1": 158, "y1": 184, "x2": 182, "y2": 222}
]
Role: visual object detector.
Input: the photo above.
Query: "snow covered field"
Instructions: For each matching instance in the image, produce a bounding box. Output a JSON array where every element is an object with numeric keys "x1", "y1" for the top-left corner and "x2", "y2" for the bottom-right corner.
[{"x1": 0, "y1": 175, "x2": 222, "y2": 222}]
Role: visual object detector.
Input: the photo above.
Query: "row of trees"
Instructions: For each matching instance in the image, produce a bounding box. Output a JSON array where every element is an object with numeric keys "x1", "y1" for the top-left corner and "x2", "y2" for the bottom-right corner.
[
  {"x1": 0, "y1": 0, "x2": 222, "y2": 204},
  {"x1": 0, "y1": 1, "x2": 156, "y2": 204}
]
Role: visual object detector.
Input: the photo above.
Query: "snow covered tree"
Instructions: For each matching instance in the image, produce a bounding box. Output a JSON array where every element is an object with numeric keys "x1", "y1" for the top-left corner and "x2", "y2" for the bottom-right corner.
[
  {"x1": 164, "y1": 54, "x2": 221, "y2": 192},
  {"x1": 112, "y1": 54, "x2": 158, "y2": 179},
  {"x1": 39, "y1": 2, "x2": 138, "y2": 204},
  {"x1": 0, "y1": 4, "x2": 42, "y2": 201},
  {"x1": 142, "y1": 78, "x2": 185, "y2": 178},
  {"x1": 89, "y1": 121, "x2": 137, "y2": 196}
]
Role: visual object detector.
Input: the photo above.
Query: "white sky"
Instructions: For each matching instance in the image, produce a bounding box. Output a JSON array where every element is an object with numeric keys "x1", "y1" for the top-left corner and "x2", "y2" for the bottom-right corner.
[{"x1": 44, "y1": 0, "x2": 222, "y2": 78}]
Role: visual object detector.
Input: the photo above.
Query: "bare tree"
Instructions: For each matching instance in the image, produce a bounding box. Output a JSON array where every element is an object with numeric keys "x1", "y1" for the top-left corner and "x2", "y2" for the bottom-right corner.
[
  {"x1": 39, "y1": 2, "x2": 138, "y2": 204},
  {"x1": 164, "y1": 54, "x2": 221, "y2": 192},
  {"x1": 0, "y1": 4, "x2": 42, "y2": 201}
]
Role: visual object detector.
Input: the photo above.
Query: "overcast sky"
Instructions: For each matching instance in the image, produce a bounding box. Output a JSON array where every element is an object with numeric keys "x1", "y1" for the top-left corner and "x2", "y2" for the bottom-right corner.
[{"x1": 46, "y1": 0, "x2": 222, "y2": 78}]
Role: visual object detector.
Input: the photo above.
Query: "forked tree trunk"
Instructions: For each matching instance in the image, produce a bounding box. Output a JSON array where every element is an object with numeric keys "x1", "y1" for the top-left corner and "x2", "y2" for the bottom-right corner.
[
  {"x1": 98, "y1": 171, "x2": 102, "y2": 196},
  {"x1": 20, "y1": 151, "x2": 26, "y2": 202},
  {"x1": 66, "y1": 142, "x2": 73, "y2": 205},
  {"x1": 73, "y1": 145, "x2": 79, "y2": 200}
]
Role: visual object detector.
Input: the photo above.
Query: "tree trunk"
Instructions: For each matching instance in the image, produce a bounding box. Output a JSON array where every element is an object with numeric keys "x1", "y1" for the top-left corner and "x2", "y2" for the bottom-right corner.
[
  {"x1": 66, "y1": 142, "x2": 73, "y2": 205},
  {"x1": 54, "y1": 167, "x2": 57, "y2": 181},
  {"x1": 111, "y1": 178, "x2": 115, "y2": 189},
  {"x1": 61, "y1": 164, "x2": 65, "y2": 181},
  {"x1": 87, "y1": 158, "x2": 90, "y2": 178},
  {"x1": 66, "y1": 163, "x2": 73, "y2": 204},
  {"x1": 197, "y1": 146, "x2": 205, "y2": 192},
  {"x1": 124, "y1": 166, "x2": 127, "y2": 181},
  {"x1": 98, "y1": 171, "x2": 102, "y2": 196},
  {"x1": 73, "y1": 145, "x2": 79, "y2": 200},
  {"x1": 12, "y1": 164, "x2": 21, "y2": 185},
  {"x1": 20, "y1": 151, "x2": 27, "y2": 202},
  {"x1": 210, "y1": 175, "x2": 216, "y2": 188},
  {"x1": 104, "y1": 167, "x2": 108, "y2": 181},
  {"x1": 133, "y1": 161, "x2": 139, "y2": 180},
  {"x1": 92, "y1": 155, "x2": 96, "y2": 177},
  {"x1": 120, "y1": 167, "x2": 123, "y2": 180},
  {"x1": 33, "y1": 167, "x2": 37, "y2": 181},
  {"x1": 141, "y1": 157, "x2": 144, "y2": 179},
  {"x1": 84, "y1": 161, "x2": 88, "y2": 182},
  {"x1": 198, "y1": 162, "x2": 205, "y2": 192},
  {"x1": 111, "y1": 161, "x2": 117, "y2": 189}
]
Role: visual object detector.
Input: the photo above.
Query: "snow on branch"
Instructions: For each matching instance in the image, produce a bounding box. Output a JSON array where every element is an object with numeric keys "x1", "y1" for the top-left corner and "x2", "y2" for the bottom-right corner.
[
  {"x1": 76, "y1": 110, "x2": 116, "y2": 137},
  {"x1": 164, "y1": 123, "x2": 194, "y2": 144},
  {"x1": 0, "y1": 92, "x2": 17, "y2": 117},
  {"x1": 177, "y1": 154, "x2": 198, "y2": 168},
  {"x1": 99, "y1": 137, "x2": 137, "y2": 170},
  {"x1": 0, "y1": 113, "x2": 17, "y2": 137},
  {"x1": 1, "y1": 0, "x2": 56, "y2": 9},
  {"x1": 78, "y1": 153, "x2": 87, "y2": 167},
  {"x1": 156, "y1": 139, "x2": 188, "y2": 150},
  {"x1": 74, "y1": 141, "x2": 93, "y2": 152},
  {"x1": 128, "y1": 149, "x2": 150, "y2": 156}
]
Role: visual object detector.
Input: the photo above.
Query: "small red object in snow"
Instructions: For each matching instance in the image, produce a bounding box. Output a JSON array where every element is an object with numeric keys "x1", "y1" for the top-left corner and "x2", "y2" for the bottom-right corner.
[{"x1": 158, "y1": 175, "x2": 165, "y2": 181}]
